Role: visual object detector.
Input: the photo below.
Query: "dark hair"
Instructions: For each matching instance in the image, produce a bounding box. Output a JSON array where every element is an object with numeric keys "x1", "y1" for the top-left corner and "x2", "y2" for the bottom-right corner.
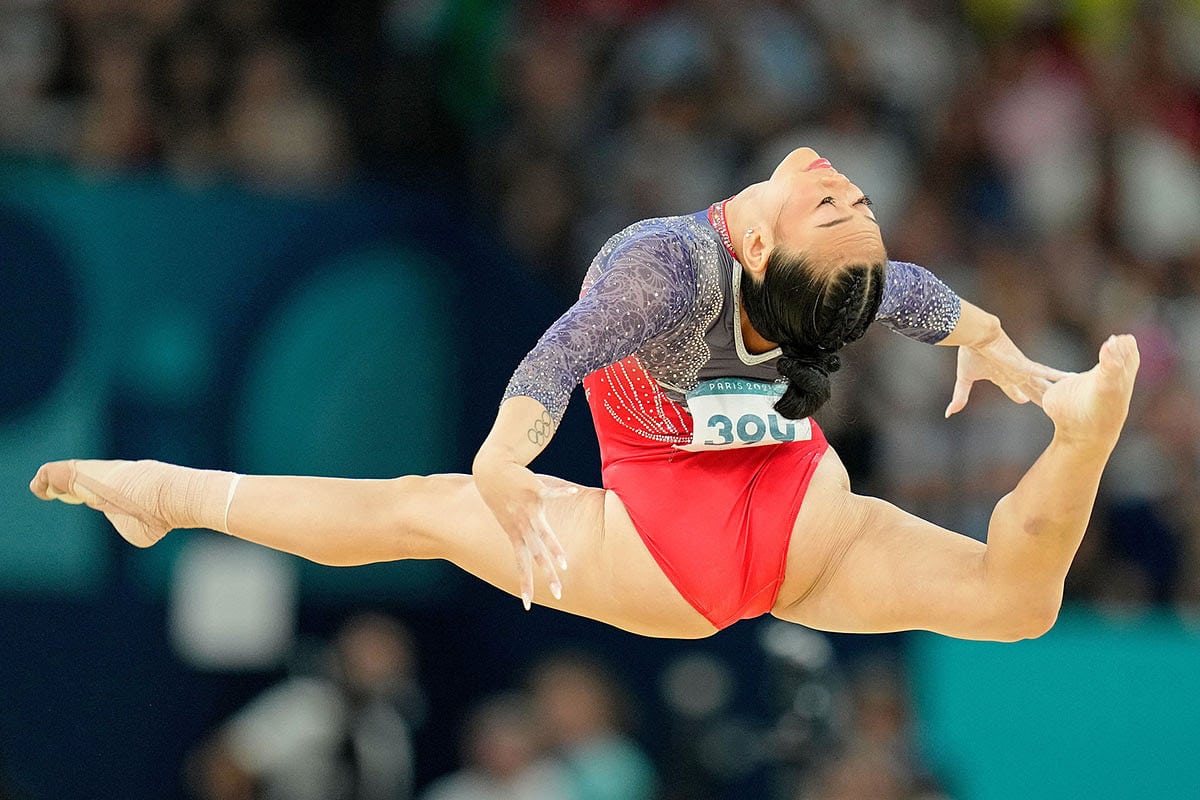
[{"x1": 740, "y1": 249, "x2": 886, "y2": 419}]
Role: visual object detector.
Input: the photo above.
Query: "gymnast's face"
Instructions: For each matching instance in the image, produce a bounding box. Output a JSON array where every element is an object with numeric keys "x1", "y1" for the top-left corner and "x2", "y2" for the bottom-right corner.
[{"x1": 765, "y1": 147, "x2": 885, "y2": 269}]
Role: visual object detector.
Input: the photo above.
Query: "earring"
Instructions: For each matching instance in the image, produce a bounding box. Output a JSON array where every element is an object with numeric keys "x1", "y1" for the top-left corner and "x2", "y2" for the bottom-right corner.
[{"x1": 745, "y1": 228, "x2": 754, "y2": 237}]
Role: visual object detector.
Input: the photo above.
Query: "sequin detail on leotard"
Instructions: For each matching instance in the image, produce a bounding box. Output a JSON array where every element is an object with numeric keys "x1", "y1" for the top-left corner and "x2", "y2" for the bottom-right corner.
[
  {"x1": 876, "y1": 260, "x2": 961, "y2": 344},
  {"x1": 502, "y1": 215, "x2": 724, "y2": 426},
  {"x1": 502, "y1": 209, "x2": 963, "y2": 430}
]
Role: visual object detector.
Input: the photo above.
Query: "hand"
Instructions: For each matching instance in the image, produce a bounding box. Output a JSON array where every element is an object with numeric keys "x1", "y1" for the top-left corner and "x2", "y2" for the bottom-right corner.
[
  {"x1": 472, "y1": 458, "x2": 574, "y2": 610},
  {"x1": 945, "y1": 327, "x2": 1071, "y2": 417}
]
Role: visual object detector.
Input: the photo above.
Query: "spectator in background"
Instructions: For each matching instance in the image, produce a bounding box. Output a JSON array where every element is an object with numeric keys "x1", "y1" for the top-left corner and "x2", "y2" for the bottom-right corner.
[
  {"x1": 794, "y1": 658, "x2": 951, "y2": 800},
  {"x1": 187, "y1": 612, "x2": 424, "y2": 800},
  {"x1": 224, "y1": 38, "x2": 351, "y2": 192},
  {"x1": 147, "y1": 16, "x2": 237, "y2": 182},
  {"x1": 74, "y1": 13, "x2": 159, "y2": 170},
  {"x1": 0, "y1": 1, "x2": 73, "y2": 157},
  {"x1": 527, "y1": 652, "x2": 657, "y2": 800},
  {"x1": 419, "y1": 693, "x2": 571, "y2": 800},
  {"x1": 796, "y1": 746, "x2": 913, "y2": 800}
]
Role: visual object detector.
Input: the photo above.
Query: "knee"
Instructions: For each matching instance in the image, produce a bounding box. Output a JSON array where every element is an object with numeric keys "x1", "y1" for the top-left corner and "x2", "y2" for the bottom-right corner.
[
  {"x1": 309, "y1": 475, "x2": 448, "y2": 566},
  {"x1": 385, "y1": 474, "x2": 448, "y2": 559}
]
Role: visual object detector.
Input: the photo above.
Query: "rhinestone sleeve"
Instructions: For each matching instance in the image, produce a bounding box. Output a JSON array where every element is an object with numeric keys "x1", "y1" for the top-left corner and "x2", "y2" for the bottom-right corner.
[
  {"x1": 502, "y1": 230, "x2": 699, "y2": 425},
  {"x1": 875, "y1": 260, "x2": 962, "y2": 345}
]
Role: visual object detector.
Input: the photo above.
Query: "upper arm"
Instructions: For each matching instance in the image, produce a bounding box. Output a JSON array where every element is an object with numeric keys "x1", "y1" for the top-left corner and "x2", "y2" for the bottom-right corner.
[
  {"x1": 874, "y1": 260, "x2": 962, "y2": 344},
  {"x1": 502, "y1": 231, "x2": 698, "y2": 423}
]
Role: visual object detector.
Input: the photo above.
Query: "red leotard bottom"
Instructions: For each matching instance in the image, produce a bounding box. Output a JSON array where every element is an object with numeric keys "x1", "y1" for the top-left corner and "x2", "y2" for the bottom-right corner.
[{"x1": 583, "y1": 358, "x2": 829, "y2": 630}]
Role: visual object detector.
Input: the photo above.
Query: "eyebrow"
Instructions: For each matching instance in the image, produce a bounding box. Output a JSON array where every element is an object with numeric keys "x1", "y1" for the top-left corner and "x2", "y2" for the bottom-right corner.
[{"x1": 817, "y1": 214, "x2": 880, "y2": 229}]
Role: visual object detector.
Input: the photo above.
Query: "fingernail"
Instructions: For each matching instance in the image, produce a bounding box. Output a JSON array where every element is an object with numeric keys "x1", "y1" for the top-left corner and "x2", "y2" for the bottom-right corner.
[
  {"x1": 558, "y1": 556, "x2": 569, "y2": 570},
  {"x1": 522, "y1": 593, "x2": 531, "y2": 611},
  {"x1": 550, "y1": 581, "x2": 562, "y2": 600},
  {"x1": 944, "y1": 406, "x2": 952, "y2": 419}
]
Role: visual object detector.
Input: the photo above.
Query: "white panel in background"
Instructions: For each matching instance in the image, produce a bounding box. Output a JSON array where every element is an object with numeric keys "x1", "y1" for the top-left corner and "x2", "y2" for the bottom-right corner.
[{"x1": 169, "y1": 534, "x2": 298, "y2": 670}]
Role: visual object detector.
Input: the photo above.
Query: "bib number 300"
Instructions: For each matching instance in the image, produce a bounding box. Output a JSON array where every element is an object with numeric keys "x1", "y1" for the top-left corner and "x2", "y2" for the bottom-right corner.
[
  {"x1": 703, "y1": 412, "x2": 798, "y2": 446},
  {"x1": 677, "y1": 378, "x2": 812, "y2": 452}
]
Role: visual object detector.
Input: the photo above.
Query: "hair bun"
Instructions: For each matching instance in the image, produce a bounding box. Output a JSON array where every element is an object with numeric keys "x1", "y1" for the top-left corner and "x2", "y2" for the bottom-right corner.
[
  {"x1": 775, "y1": 342, "x2": 840, "y2": 419},
  {"x1": 779, "y1": 342, "x2": 841, "y2": 376}
]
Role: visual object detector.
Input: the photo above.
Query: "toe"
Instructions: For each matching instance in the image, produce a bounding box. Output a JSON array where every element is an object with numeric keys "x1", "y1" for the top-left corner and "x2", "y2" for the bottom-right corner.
[
  {"x1": 1099, "y1": 335, "x2": 1140, "y2": 381},
  {"x1": 29, "y1": 465, "x2": 48, "y2": 499},
  {"x1": 1117, "y1": 335, "x2": 1140, "y2": 370},
  {"x1": 30, "y1": 461, "x2": 76, "y2": 502}
]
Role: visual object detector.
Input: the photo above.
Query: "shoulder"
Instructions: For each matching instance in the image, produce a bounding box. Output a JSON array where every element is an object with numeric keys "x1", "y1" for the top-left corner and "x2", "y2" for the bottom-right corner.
[{"x1": 600, "y1": 214, "x2": 716, "y2": 264}]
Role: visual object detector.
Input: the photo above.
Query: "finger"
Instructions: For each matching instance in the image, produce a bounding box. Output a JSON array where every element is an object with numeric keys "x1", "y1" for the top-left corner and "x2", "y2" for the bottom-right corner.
[
  {"x1": 515, "y1": 543, "x2": 534, "y2": 611},
  {"x1": 539, "y1": 484, "x2": 582, "y2": 500},
  {"x1": 534, "y1": 504, "x2": 569, "y2": 571},
  {"x1": 1023, "y1": 376, "x2": 1052, "y2": 407},
  {"x1": 1001, "y1": 384, "x2": 1030, "y2": 404},
  {"x1": 1029, "y1": 362, "x2": 1071, "y2": 381},
  {"x1": 528, "y1": 529, "x2": 562, "y2": 600},
  {"x1": 531, "y1": 510, "x2": 565, "y2": 593},
  {"x1": 945, "y1": 377, "x2": 973, "y2": 418}
]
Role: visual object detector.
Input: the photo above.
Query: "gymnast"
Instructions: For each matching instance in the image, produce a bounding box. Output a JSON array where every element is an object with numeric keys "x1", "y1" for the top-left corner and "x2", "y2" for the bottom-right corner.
[{"x1": 31, "y1": 147, "x2": 1139, "y2": 641}]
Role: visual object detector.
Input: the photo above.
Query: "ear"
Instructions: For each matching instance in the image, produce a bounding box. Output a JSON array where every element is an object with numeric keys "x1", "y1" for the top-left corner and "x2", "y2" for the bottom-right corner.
[{"x1": 742, "y1": 226, "x2": 773, "y2": 277}]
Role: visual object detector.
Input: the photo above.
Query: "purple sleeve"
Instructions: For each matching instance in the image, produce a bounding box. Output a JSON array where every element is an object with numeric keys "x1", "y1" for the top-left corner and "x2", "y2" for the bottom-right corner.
[
  {"x1": 875, "y1": 260, "x2": 962, "y2": 344},
  {"x1": 502, "y1": 231, "x2": 698, "y2": 424}
]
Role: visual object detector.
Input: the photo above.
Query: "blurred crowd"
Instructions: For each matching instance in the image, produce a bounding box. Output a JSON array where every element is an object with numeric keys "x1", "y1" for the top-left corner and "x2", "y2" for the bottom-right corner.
[
  {"x1": 184, "y1": 613, "x2": 951, "y2": 800},
  {"x1": 0, "y1": 0, "x2": 466, "y2": 188},
  {"x1": 4, "y1": 0, "x2": 1200, "y2": 798}
]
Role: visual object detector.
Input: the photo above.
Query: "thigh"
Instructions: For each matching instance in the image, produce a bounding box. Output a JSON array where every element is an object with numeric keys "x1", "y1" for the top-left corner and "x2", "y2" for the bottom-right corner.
[
  {"x1": 404, "y1": 473, "x2": 717, "y2": 640},
  {"x1": 772, "y1": 453, "x2": 997, "y2": 639}
]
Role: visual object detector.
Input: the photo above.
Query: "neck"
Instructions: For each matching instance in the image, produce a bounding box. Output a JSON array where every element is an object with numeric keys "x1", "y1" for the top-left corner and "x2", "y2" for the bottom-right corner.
[
  {"x1": 738, "y1": 286, "x2": 778, "y2": 354},
  {"x1": 723, "y1": 193, "x2": 751, "y2": 263}
]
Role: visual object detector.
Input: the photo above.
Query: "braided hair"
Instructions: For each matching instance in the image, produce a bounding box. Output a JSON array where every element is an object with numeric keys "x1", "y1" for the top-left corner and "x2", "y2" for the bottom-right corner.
[{"x1": 740, "y1": 248, "x2": 886, "y2": 420}]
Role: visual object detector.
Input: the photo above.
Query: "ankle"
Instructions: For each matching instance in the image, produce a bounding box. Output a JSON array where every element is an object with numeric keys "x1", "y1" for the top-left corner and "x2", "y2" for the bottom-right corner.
[
  {"x1": 156, "y1": 462, "x2": 239, "y2": 532},
  {"x1": 1048, "y1": 427, "x2": 1118, "y2": 459}
]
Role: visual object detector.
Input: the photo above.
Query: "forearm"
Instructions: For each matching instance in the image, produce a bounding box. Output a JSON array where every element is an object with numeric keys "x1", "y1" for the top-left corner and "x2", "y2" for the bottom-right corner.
[
  {"x1": 473, "y1": 395, "x2": 555, "y2": 471},
  {"x1": 936, "y1": 299, "x2": 1001, "y2": 349}
]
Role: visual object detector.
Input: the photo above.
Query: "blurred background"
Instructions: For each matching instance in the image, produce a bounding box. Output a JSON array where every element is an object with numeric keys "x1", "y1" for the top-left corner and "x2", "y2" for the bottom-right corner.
[{"x1": 2, "y1": 0, "x2": 1200, "y2": 798}]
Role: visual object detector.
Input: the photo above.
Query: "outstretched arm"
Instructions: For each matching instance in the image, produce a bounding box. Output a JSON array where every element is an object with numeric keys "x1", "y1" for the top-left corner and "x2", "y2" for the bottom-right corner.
[
  {"x1": 877, "y1": 260, "x2": 1068, "y2": 416},
  {"x1": 473, "y1": 230, "x2": 698, "y2": 608}
]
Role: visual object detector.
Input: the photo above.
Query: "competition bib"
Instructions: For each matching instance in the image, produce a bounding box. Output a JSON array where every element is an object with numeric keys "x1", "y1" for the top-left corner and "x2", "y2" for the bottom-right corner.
[{"x1": 676, "y1": 378, "x2": 812, "y2": 452}]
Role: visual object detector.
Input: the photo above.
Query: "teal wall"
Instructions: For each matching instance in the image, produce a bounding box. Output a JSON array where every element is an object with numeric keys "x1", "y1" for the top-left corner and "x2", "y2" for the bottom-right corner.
[
  {"x1": 0, "y1": 159, "x2": 570, "y2": 600},
  {"x1": 910, "y1": 611, "x2": 1200, "y2": 799}
]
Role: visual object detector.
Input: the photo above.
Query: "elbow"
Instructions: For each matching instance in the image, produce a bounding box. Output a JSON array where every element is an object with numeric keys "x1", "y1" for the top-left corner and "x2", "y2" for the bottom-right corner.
[{"x1": 990, "y1": 589, "x2": 1062, "y2": 642}]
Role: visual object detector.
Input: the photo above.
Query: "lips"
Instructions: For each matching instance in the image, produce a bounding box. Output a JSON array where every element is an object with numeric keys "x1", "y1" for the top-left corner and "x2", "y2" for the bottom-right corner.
[{"x1": 807, "y1": 158, "x2": 833, "y2": 170}]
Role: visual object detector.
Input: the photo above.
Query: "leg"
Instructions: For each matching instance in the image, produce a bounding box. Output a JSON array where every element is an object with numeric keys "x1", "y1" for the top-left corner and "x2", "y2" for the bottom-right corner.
[
  {"x1": 30, "y1": 462, "x2": 715, "y2": 639},
  {"x1": 774, "y1": 335, "x2": 1140, "y2": 641}
]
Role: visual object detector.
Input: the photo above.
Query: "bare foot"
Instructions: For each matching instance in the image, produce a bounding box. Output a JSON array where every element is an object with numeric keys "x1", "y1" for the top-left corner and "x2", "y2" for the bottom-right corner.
[
  {"x1": 1042, "y1": 335, "x2": 1139, "y2": 449},
  {"x1": 31, "y1": 460, "x2": 175, "y2": 547}
]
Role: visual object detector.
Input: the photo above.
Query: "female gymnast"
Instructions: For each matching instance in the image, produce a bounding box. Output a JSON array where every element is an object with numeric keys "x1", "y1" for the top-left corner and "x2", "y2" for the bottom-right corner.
[{"x1": 31, "y1": 147, "x2": 1139, "y2": 641}]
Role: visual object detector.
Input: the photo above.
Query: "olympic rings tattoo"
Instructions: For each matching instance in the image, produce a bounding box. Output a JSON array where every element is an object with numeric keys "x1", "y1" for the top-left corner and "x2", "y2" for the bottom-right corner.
[{"x1": 527, "y1": 411, "x2": 554, "y2": 445}]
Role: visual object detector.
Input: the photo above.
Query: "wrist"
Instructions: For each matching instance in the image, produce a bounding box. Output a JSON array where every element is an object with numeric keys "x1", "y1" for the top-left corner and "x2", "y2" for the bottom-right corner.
[
  {"x1": 940, "y1": 301, "x2": 1001, "y2": 349},
  {"x1": 968, "y1": 312, "x2": 1003, "y2": 349},
  {"x1": 472, "y1": 448, "x2": 519, "y2": 476}
]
